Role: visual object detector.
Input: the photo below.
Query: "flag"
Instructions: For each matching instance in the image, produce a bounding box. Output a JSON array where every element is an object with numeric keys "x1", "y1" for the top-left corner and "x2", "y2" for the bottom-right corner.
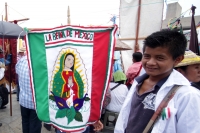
[
  {"x1": 189, "y1": 6, "x2": 200, "y2": 55},
  {"x1": 162, "y1": 107, "x2": 171, "y2": 120},
  {"x1": 25, "y1": 25, "x2": 117, "y2": 132}
]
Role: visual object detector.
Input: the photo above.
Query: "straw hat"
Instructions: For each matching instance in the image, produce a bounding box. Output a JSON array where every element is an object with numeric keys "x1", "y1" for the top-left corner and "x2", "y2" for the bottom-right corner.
[
  {"x1": 175, "y1": 50, "x2": 200, "y2": 67},
  {"x1": 19, "y1": 47, "x2": 26, "y2": 52}
]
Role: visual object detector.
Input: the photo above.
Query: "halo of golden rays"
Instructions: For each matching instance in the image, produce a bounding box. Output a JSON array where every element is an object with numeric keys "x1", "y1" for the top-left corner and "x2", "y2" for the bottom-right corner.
[{"x1": 50, "y1": 48, "x2": 88, "y2": 93}]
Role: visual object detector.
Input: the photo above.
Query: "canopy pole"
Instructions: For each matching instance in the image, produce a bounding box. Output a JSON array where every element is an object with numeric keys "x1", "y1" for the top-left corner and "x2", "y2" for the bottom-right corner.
[
  {"x1": 135, "y1": 0, "x2": 142, "y2": 52},
  {"x1": 5, "y1": 2, "x2": 12, "y2": 116},
  {"x1": 9, "y1": 54, "x2": 12, "y2": 116},
  {"x1": 5, "y1": 2, "x2": 8, "y2": 21},
  {"x1": 67, "y1": 6, "x2": 71, "y2": 25},
  {"x1": 120, "y1": 51, "x2": 125, "y2": 73}
]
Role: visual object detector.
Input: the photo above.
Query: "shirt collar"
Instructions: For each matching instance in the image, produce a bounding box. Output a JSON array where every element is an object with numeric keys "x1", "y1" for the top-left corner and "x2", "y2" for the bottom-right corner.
[{"x1": 135, "y1": 73, "x2": 169, "y2": 88}]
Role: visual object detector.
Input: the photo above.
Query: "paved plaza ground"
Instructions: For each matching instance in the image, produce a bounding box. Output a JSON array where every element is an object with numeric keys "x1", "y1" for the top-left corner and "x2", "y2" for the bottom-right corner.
[
  {"x1": 0, "y1": 94, "x2": 55, "y2": 133},
  {"x1": 0, "y1": 94, "x2": 113, "y2": 133}
]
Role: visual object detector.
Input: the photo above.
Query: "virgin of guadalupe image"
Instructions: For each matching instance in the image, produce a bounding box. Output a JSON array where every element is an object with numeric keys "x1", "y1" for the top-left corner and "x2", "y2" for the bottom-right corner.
[{"x1": 50, "y1": 49, "x2": 90, "y2": 124}]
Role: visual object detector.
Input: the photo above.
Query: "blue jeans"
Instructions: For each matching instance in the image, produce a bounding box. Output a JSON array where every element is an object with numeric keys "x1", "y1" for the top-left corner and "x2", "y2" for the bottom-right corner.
[
  {"x1": 17, "y1": 78, "x2": 20, "y2": 100},
  {"x1": 20, "y1": 105, "x2": 42, "y2": 133}
]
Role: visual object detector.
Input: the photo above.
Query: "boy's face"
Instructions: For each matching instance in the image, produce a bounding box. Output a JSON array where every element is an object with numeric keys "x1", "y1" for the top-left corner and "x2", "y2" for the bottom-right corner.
[{"x1": 142, "y1": 46, "x2": 183, "y2": 79}]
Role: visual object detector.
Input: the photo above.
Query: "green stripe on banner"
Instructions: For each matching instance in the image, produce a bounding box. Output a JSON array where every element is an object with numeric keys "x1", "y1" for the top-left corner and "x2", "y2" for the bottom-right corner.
[
  {"x1": 46, "y1": 43, "x2": 93, "y2": 49},
  {"x1": 28, "y1": 33, "x2": 50, "y2": 121}
]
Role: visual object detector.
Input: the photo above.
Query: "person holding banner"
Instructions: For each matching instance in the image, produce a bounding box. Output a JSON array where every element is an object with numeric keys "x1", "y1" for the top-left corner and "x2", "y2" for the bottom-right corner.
[
  {"x1": 16, "y1": 47, "x2": 26, "y2": 101},
  {"x1": 16, "y1": 55, "x2": 42, "y2": 133}
]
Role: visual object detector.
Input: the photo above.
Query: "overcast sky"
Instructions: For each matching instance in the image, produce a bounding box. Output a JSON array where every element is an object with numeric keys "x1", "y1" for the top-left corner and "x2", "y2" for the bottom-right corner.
[
  {"x1": 0, "y1": 0, "x2": 199, "y2": 28},
  {"x1": 0, "y1": 0, "x2": 120, "y2": 28}
]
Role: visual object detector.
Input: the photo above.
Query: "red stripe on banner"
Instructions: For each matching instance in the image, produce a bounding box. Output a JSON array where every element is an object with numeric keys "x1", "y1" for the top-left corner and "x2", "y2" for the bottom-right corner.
[
  {"x1": 25, "y1": 36, "x2": 36, "y2": 109},
  {"x1": 101, "y1": 37, "x2": 116, "y2": 107},
  {"x1": 45, "y1": 39, "x2": 92, "y2": 45},
  {"x1": 89, "y1": 31, "x2": 111, "y2": 122}
]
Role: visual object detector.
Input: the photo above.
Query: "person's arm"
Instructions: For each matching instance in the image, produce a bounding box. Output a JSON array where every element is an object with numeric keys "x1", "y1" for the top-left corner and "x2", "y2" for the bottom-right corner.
[{"x1": 93, "y1": 120, "x2": 103, "y2": 131}]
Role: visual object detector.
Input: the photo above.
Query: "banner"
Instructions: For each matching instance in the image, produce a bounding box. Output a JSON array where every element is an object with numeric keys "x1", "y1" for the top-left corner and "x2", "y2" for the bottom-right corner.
[{"x1": 25, "y1": 25, "x2": 117, "y2": 132}]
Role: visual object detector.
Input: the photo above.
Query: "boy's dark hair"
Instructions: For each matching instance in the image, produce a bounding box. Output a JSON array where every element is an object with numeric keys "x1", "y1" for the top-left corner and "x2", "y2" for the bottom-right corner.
[
  {"x1": 143, "y1": 30, "x2": 187, "y2": 59},
  {"x1": 132, "y1": 52, "x2": 142, "y2": 62}
]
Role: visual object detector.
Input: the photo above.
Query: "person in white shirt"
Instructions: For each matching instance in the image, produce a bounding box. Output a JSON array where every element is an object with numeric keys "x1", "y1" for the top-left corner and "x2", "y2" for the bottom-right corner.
[{"x1": 106, "y1": 70, "x2": 128, "y2": 113}]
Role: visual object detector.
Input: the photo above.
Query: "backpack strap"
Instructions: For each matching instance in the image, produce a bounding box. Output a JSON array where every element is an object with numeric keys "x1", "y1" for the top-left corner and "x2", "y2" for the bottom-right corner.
[
  {"x1": 143, "y1": 85, "x2": 181, "y2": 133},
  {"x1": 110, "y1": 83, "x2": 121, "y2": 91}
]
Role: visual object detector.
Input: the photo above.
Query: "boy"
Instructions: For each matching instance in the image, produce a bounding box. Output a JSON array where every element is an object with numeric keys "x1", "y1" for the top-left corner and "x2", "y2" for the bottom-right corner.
[{"x1": 114, "y1": 30, "x2": 200, "y2": 133}]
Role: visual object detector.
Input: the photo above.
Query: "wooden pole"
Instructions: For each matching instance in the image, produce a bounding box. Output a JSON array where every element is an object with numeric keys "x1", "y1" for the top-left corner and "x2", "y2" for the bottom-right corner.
[
  {"x1": 119, "y1": 37, "x2": 146, "y2": 40},
  {"x1": 134, "y1": 0, "x2": 142, "y2": 52},
  {"x1": 5, "y1": 2, "x2": 8, "y2": 21},
  {"x1": 5, "y1": 2, "x2": 12, "y2": 116},
  {"x1": 67, "y1": 6, "x2": 71, "y2": 25},
  {"x1": 119, "y1": 51, "x2": 125, "y2": 73},
  {"x1": 9, "y1": 18, "x2": 30, "y2": 23},
  {"x1": 9, "y1": 50, "x2": 12, "y2": 117}
]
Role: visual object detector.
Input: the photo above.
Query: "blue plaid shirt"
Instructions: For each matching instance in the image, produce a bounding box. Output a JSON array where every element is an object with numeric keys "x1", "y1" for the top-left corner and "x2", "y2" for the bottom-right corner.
[{"x1": 16, "y1": 56, "x2": 34, "y2": 109}]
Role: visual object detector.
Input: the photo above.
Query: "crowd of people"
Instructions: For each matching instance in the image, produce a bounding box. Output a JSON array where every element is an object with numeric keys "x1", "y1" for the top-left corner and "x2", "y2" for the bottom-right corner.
[{"x1": 1, "y1": 29, "x2": 200, "y2": 133}]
